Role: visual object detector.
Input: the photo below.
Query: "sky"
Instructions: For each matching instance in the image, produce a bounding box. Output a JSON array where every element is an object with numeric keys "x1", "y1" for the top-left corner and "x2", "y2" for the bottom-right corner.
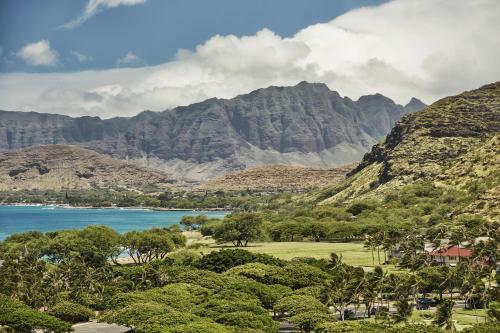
[{"x1": 0, "y1": 0, "x2": 499, "y2": 118}]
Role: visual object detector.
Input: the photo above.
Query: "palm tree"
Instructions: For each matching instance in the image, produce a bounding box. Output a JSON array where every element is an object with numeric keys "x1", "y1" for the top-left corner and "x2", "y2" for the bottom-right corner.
[
  {"x1": 434, "y1": 299, "x2": 455, "y2": 332},
  {"x1": 426, "y1": 224, "x2": 448, "y2": 251},
  {"x1": 373, "y1": 231, "x2": 385, "y2": 265},
  {"x1": 450, "y1": 227, "x2": 466, "y2": 262},
  {"x1": 393, "y1": 299, "x2": 413, "y2": 323},
  {"x1": 364, "y1": 235, "x2": 376, "y2": 266}
]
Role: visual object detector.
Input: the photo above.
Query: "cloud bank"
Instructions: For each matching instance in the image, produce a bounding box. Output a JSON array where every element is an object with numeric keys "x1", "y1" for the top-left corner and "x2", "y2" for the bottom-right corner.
[
  {"x1": 61, "y1": 0, "x2": 147, "y2": 29},
  {"x1": 17, "y1": 40, "x2": 59, "y2": 66},
  {"x1": 1, "y1": 0, "x2": 499, "y2": 118},
  {"x1": 116, "y1": 51, "x2": 144, "y2": 66}
]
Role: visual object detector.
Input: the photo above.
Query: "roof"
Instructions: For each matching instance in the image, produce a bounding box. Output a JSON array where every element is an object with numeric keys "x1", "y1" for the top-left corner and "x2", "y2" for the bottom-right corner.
[{"x1": 428, "y1": 245, "x2": 472, "y2": 257}]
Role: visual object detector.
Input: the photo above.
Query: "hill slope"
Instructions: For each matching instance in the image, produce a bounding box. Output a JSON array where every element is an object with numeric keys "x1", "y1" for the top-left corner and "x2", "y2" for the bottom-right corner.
[
  {"x1": 0, "y1": 82, "x2": 424, "y2": 181},
  {"x1": 315, "y1": 82, "x2": 500, "y2": 219},
  {"x1": 0, "y1": 145, "x2": 175, "y2": 192},
  {"x1": 197, "y1": 164, "x2": 353, "y2": 192}
]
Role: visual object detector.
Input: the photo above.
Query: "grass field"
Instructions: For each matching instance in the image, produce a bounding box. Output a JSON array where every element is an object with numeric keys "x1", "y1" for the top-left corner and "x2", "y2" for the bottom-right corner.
[
  {"x1": 227, "y1": 241, "x2": 374, "y2": 265},
  {"x1": 184, "y1": 232, "x2": 395, "y2": 268},
  {"x1": 410, "y1": 308, "x2": 487, "y2": 331}
]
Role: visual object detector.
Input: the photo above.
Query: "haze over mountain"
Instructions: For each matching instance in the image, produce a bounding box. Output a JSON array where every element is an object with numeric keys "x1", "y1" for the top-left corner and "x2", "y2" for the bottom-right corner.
[{"x1": 0, "y1": 82, "x2": 425, "y2": 180}]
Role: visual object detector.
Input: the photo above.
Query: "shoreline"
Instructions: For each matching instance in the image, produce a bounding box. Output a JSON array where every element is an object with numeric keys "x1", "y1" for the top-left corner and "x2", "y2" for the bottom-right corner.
[{"x1": 0, "y1": 203, "x2": 231, "y2": 212}]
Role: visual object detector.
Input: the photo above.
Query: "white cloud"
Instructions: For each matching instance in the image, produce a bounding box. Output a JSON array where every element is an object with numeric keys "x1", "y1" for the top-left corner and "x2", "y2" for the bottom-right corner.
[
  {"x1": 70, "y1": 51, "x2": 91, "y2": 63},
  {"x1": 1, "y1": 0, "x2": 499, "y2": 118},
  {"x1": 16, "y1": 40, "x2": 59, "y2": 66},
  {"x1": 116, "y1": 51, "x2": 144, "y2": 66},
  {"x1": 61, "y1": 0, "x2": 146, "y2": 29}
]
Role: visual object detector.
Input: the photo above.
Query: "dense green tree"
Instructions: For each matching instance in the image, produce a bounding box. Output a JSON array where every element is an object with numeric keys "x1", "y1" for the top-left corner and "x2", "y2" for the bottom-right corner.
[
  {"x1": 462, "y1": 322, "x2": 500, "y2": 333},
  {"x1": 47, "y1": 301, "x2": 95, "y2": 323},
  {"x1": 387, "y1": 324, "x2": 444, "y2": 333},
  {"x1": 225, "y1": 263, "x2": 281, "y2": 283},
  {"x1": 0, "y1": 233, "x2": 52, "y2": 308},
  {"x1": 180, "y1": 215, "x2": 209, "y2": 230},
  {"x1": 488, "y1": 301, "x2": 500, "y2": 322},
  {"x1": 317, "y1": 321, "x2": 385, "y2": 333},
  {"x1": 323, "y1": 264, "x2": 364, "y2": 320},
  {"x1": 0, "y1": 295, "x2": 72, "y2": 333},
  {"x1": 274, "y1": 295, "x2": 327, "y2": 318},
  {"x1": 213, "y1": 213, "x2": 263, "y2": 246},
  {"x1": 100, "y1": 302, "x2": 172, "y2": 328},
  {"x1": 416, "y1": 266, "x2": 451, "y2": 301},
  {"x1": 44, "y1": 226, "x2": 122, "y2": 268},
  {"x1": 123, "y1": 228, "x2": 185, "y2": 264},
  {"x1": 393, "y1": 299, "x2": 413, "y2": 323},
  {"x1": 434, "y1": 299, "x2": 455, "y2": 331},
  {"x1": 271, "y1": 263, "x2": 329, "y2": 289},
  {"x1": 214, "y1": 311, "x2": 278, "y2": 333},
  {"x1": 289, "y1": 310, "x2": 333, "y2": 333},
  {"x1": 164, "y1": 320, "x2": 233, "y2": 333},
  {"x1": 347, "y1": 200, "x2": 377, "y2": 216},
  {"x1": 196, "y1": 248, "x2": 284, "y2": 273}
]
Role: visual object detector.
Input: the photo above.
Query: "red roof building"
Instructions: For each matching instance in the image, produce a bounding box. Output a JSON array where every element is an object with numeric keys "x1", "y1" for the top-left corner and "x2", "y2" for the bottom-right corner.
[{"x1": 428, "y1": 245, "x2": 472, "y2": 265}]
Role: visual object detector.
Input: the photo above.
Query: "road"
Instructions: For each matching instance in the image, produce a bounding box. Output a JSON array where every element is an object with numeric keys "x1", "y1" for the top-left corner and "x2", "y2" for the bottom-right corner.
[{"x1": 72, "y1": 322, "x2": 129, "y2": 333}]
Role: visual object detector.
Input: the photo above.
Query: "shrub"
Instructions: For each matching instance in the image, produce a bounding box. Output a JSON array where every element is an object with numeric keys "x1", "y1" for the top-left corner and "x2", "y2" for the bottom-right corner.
[
  {"x1": 0, "y1": 308, "x2": 72, "y2": 333},
  {"x1": 317, "y1": 321, "x2": 384, "y2": 333},
  {"x1": 197, "y1": 249, "x2": 285, "y2": 273},
  {"x1": 274, "y1": 295, "x2": 327, "y2": 317},
  {"x1": 462, "y1": 323, "x2": 500, "y2": 333},
  {"x1": 214, "y1": 311, "x2": 278, "y2": 333},
  {"x1": 164, "y1": 320, "x2": 233, "y2": 333},
  {"x1": 48, "y1": 301, "x2": 94, "y2": 323},
  {"x1": 387, "y1": 324, "x2": 444, "y2": 333}
]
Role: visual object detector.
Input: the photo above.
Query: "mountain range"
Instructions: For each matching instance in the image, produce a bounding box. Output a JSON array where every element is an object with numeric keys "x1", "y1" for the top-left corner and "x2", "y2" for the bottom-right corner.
[{"x1": 0, "y1": 82, "x2": 425, "y2": 181}]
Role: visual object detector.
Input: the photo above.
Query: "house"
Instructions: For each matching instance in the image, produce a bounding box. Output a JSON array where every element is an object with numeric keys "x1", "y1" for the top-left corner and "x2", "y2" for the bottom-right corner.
[{"x1": 428, "y1": 245, "x2": 472, "y2": 265}]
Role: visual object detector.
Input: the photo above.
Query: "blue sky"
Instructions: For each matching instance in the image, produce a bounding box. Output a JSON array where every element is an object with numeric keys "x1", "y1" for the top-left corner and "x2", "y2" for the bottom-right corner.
[
  {"x1": 0, "y1": 0, "x2": 498, "y2": 118},
  {"x1": 0, "y1": 0, "x2": 386, "y2": 72}
]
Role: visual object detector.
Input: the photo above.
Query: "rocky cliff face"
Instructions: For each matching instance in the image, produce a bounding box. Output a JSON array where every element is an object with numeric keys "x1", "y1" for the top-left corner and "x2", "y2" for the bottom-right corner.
[
  {"x1": 316, "y1": 82, "x2": 500, "y2": 219},
  {"x1": 0, "y1": 145, "x2": 175, "y2": 191},
  {"x1": 0, "y1": 82, "x2": 424, "y2": 181}
]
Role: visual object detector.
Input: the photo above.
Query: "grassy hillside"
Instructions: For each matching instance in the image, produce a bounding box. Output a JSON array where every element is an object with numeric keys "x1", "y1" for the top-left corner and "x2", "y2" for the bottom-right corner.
[
  {"x1": 310, "y1": 82, "x2": 499, "y2": 221},
  {"x1": 197, "y1": 164, "x2": 353, "y2": 192}
]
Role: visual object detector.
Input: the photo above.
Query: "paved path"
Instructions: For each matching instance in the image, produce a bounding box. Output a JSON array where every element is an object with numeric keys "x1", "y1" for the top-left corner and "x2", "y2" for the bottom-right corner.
[
  {"x1": 278, "y1": 321, "x2": 299, "y2": 333},
  {"x1": 73, "y1": 322, "x2": 129, "y2": 333}
]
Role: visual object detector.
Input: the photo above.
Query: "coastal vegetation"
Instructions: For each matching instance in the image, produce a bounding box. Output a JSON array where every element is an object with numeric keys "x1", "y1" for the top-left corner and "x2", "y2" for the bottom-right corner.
[
  {"x1": 0, "y1": 184, "x2": 498, "y2": 332},
  {"x1": 0, "y1": 188, "x2": 288, "y2": 210}
]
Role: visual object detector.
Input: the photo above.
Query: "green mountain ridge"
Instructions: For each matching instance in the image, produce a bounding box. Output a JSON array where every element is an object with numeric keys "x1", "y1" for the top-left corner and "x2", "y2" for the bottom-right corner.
[{"x1": 312, "y1": 82, "x2": 500, "y2": 221}]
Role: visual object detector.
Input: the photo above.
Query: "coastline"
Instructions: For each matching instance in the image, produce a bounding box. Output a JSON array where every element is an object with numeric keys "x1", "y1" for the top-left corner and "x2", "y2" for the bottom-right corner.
[{"x1": 0, "y1": 203, "x2": 231, "y2": 212}]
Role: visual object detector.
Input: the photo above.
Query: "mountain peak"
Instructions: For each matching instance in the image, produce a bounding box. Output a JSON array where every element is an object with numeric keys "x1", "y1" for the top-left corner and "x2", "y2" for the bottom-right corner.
[
  {"x1": 404, "y1": 97, "x2": 427, "y2": 113},
  {"x1": 356, "y1": 93, "x2": 395, "y2": 105},
  {"x1": 295, "y1": 81, "x2": 330, "y2": 90}
]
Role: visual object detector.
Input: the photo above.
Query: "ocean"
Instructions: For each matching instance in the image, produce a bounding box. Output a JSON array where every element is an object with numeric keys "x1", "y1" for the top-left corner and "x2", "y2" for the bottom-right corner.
[{"x1": 0, "y1": 205, "x2": 228, "y2": 240}]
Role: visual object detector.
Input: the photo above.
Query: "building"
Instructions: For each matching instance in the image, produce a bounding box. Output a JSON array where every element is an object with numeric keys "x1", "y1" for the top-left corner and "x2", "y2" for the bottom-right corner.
[{"x1": 428, "y1": 245, "x2": 472, "y2": 265}]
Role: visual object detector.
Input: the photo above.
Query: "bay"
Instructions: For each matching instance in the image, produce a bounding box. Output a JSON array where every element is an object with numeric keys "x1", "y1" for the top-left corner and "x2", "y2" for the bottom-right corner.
[{"x1": 0, "y1": 205, "x2": 228, "y2": 240}]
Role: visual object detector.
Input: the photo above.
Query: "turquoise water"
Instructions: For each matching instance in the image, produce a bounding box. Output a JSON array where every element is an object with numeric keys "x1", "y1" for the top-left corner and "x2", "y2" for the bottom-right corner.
[{"x1": 0, "y1": 205, "x2": 228, "y2": 240}]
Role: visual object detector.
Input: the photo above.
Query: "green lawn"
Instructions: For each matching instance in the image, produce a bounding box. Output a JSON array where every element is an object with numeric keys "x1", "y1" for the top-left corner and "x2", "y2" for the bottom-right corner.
[
  {"x1": 239, "y1": 241, "x2": 372, "y2": 265},
  {"x1": 410, "y1": 308, "x2": 487, "y2": 331},
  {"x1": 184, "y1": 232, "x2": 399, "y2": 269}
]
